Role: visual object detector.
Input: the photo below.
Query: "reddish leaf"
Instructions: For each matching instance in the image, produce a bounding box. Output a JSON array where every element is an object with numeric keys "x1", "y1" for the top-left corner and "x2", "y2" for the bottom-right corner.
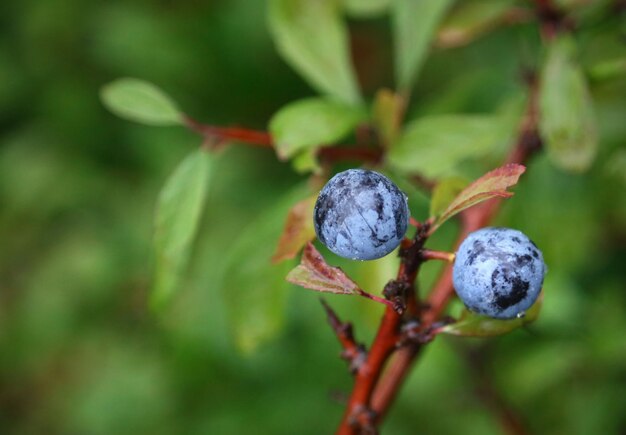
[
  {"x1": 286, "y1": 242, "x2": 361, "y2": 295},
  {"x1": 431, "y1": 163, "x2": 526, "y2": 232},
  {"x1": 287, "y1": 243, "x2": 398, "y2": 309},
  {"x1": 271, "y1": 194, "x2": 317, "y2": 264}
]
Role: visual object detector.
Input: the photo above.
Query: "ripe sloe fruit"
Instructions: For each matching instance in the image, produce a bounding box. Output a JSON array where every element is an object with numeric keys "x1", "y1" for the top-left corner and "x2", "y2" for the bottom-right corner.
[
  {"x1": 313, "y1": 169, "x2": 410, "y2": 261},
  {"x1": 452, "y1": 227, "x2": 546, "y2": 319}
]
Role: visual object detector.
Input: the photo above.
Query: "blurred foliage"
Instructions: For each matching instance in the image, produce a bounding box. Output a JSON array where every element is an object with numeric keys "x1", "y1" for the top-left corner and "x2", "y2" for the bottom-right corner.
[{"x1": 0, "y1": 0, "x2": 625, "y2": 434}]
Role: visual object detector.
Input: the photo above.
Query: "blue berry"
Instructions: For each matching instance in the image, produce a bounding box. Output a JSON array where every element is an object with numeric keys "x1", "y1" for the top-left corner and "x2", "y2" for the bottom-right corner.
[
  {"x1": 452, "y1": 227, "x2": 546, "y2": 319},
  {"x1": 313, "y1": 169, "x2": 410, "y2": 261}
]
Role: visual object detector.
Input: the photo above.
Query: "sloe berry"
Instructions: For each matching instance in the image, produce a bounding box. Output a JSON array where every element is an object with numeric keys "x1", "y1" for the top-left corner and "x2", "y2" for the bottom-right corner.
[
  {"x1": 452, "y1": 227, "x2": 546, "y2": 319},
  {"x1": 313, "y1": 169, "x2": 410, "y2": 260}
]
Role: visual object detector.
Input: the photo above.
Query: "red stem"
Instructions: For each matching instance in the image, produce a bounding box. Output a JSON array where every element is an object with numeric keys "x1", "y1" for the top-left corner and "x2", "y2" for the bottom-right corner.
[
  {"x1": 184, "y1": 116, "x2": 273, "y2": 147},
  {"x1": 184, "y1": 115, "x2": 382, "y2": 164},
  {"x1": 356, "y1": 289, "x2": 398, "y2": 312}
]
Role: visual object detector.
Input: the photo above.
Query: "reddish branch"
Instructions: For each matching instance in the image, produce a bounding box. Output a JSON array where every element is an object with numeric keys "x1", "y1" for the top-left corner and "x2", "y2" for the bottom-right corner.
[
  {"x1": 337, "y1": 74, "x2": 542, "y2": 434},
  {"x1": 336, "y1": 223, "x2": 430, "y2": 434},
  {"x1": 184, "y1": 116, "x2": 273, "y2": 148},
  {"x1": 183, "y1": 115, "x2": 382, "y2": 164}
]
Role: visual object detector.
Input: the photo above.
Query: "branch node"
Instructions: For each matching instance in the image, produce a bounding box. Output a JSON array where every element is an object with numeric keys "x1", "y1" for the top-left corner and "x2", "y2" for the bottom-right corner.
[
  {"x1": 397, "y1": 320, "x2": 436, "y2": 347},
  {"x1": 349, "y1": 405, "x2": 379, "y2": 435},
  {"x1": 383, "y1": 280, "x2": 411, "y2": 315}
]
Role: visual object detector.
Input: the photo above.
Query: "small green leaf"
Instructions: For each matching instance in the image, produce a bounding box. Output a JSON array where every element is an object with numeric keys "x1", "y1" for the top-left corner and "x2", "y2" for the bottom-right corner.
[
  {"x1": 221, "y1": 185, "x2": 308, "y2": 354},
  {"x1": 269, "y1": 97, "x2": 366, "y2": 160},
  {"x1": 431, "y1": 163, "x2": 525, "y2": 232},
  {"x1": 372, "y1": 88, "x2": 404, "y2": 148},
  {"x1": 272, "y1": 194, "x2": 317, "y2": 263},
  {"x1": 388, "y1": 114, "x2": 507, "y2": 178},
  {"x1": 436, "y1": 0, "x2": 514, "y2": 48},
  {"x1": 268, "y1": 0, "x2": 361, "y2": 105},
  {"x1": 286, "y1": 242, "x2": 361, "y2": 295},
  {"x1": 291, "y1": 148, "x2": 322, "y2": 174},
  {"x1": 429, "y1": 176, "x2": 469, "y2": 218},
  {"x1": 539, "y1": 34, "x2": 598, "y2": 172},
  {"x1": 439, "y1": 293, "x2": 543, "y2": 337},
  {"x1": 100, "y1": 78, "x2": 182, "y2": 126},
  {"x1": 392, "y1": 0, "x2": 454, "y2": 91},
  {"x1": 152, "y1": 150, "x2": 211, "y2": 310},
  {"x1": 343, "y1": 0, "x2": 391, "y2": 17}
]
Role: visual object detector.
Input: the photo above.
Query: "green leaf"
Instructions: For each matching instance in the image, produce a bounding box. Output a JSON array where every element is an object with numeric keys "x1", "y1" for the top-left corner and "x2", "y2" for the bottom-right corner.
[
  {"x1": 269, "y1": 97, "x2": 366, "y2": 160},
  {"x1": 291, "y1": 148, "x2": 322, "y2": 174},
  {"x1": 100, "y1": 78, "x2": 183, "y2": 126},
  {"x1": 268, "y1": 0, "x2": 361, "y2": 105},
  {"x1": 539, "y1": 34, "x2": 598, "y2": 172},
  {"x1": 372, "y1": 88, "x2": 404, "y2": 148},
  {"x1": 152, "y1": 150, "x2": 211, "y2": 310},
  {"x1": 431, "y1": 163, "x2": 525, "y2": 232},
  {"x1": 437, "y1": 0, "x2": 514, "y2": 48},
  {"x1": 343, "y1": 0, "x2": 391, "y2": 17},
  {"x1": 286, "y1": 242, "x2": 361, "y2": 295},
  {"x1": 392, "y1": 0, "x2": 454, "y2": 91},
  {"x1": 387, "y1": 114, "x2": 507, "y2": 178},
  {"x1": 439, "y1": 293, "x2": 543, "y2": 337},
  {"x1": 429, "y1": 176, "x2": 469, "y2": 218},
  {"x1": 221, "y1": 185, "x2": 309, "y2": 354}
]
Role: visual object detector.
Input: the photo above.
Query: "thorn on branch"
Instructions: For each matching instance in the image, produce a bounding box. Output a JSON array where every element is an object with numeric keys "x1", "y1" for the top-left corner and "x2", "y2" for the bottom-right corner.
[{"x1": 320, "y1": 299, "x2": 367, "y2": 374}]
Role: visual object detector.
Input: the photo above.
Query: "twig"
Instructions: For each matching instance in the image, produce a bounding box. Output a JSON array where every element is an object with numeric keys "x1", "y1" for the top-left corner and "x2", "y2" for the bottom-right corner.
[
  {"x1": 184, "y1": 115, "x2": 382, "y2": 164},
  {"x1": 184, "y1": 116, "x2": 273, "y2": 148},
  {"x1": 420, "y1": 249, "x2": 455, "y2": 263},
  {"x1": 321, "y1": 299, "x2": 367, "y2": 375},
  {"x1": 356, "y1": 288, "x2": 403, "y2": 313}
]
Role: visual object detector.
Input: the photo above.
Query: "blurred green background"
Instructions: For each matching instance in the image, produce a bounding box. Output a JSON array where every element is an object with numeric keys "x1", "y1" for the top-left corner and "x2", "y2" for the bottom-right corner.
[{"x1": 1, "y1": 0, "x2": 625, "y2": 434}]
